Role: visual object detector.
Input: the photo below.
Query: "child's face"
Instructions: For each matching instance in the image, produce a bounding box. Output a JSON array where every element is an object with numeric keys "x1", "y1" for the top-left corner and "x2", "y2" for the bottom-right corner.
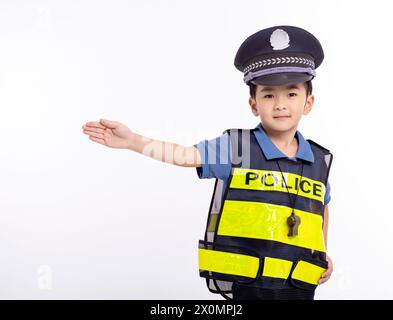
[{"x1": 249, "y1": 82, "x2": 314, "y2": 133}]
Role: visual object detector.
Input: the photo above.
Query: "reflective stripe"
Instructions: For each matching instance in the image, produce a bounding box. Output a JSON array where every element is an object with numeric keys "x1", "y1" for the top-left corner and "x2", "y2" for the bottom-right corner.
[
  {"x1": 207, "y1": 213, "x2": 218, "y2": 232},
  {"x1": 230, "y1": 168, "x2": 326, "y2": 204},
  {"x1": 263, "y1": 257, "x2": 293, "y2": 279},
  {"x1": 199, "y1": 249, "x2": 325, "y2": 285},
  {"x1": 217, "y1": 200, "x2": 326, "y2": 252},
  {"x1": 292, "y1": 260, "x2": 326, "y2": 285},
  {"x1": 198, "y1": 248, "x2": 259, "y2": 278}
]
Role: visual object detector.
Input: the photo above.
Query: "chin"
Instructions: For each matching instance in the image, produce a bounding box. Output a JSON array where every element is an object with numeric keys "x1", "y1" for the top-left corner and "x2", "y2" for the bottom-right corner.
[{"x1": 265, "y1": 122, "x2": 294, "y2": 132}]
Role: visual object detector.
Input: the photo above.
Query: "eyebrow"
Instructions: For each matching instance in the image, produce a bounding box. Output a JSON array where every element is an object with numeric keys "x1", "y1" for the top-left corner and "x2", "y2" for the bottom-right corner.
[{"x1": 260, "y1": 84, "x2": 301, "y2": 92}]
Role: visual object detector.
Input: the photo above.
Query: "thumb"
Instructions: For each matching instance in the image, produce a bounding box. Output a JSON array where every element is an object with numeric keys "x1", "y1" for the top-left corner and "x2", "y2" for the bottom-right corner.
[{"x1": 100, "y1": 118, "x2": 118, "y2": 129}]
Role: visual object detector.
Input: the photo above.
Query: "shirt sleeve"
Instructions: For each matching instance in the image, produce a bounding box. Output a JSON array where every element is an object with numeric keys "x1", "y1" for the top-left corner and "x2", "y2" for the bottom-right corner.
[
  {"x1": 324, "y1": 181, "x2": 331, "y2": 205},
  {"x1": 194, "y1": 132, "x2": 232, "y2": 180}
]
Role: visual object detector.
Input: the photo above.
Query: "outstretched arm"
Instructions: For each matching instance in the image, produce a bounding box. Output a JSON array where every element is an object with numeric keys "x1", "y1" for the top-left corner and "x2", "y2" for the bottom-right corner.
[{"x1": 82, "y1": 119, "x2": 202, "y2": 168}]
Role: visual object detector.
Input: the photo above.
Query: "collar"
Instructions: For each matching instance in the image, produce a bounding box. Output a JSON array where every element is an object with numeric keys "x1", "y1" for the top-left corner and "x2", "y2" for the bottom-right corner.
[{"x1": 253, "y1": 123, "x2": 314, "y2": 163}]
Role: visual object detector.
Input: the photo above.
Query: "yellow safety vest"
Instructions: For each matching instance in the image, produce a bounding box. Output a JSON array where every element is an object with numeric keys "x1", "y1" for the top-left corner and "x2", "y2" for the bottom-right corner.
[{"x1": 198, "y1": 128, "x2": 333, "y2": 299}]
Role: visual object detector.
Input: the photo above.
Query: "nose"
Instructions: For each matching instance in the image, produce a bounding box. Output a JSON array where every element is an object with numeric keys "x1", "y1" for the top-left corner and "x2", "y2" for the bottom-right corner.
[{"x1": 273, "y1": 95, "x2": 287, "y2": 110}]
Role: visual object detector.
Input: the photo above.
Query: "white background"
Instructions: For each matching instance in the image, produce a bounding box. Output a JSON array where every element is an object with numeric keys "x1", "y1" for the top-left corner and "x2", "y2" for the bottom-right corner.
[{"x1": 0, "y1": 0, "x2": 392, "y2": 299}]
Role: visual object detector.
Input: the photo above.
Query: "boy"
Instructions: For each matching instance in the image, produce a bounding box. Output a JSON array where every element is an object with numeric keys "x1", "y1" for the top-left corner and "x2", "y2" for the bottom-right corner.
[{"x1": 82, "y1": 25, "x2": 333, "y2": 300}]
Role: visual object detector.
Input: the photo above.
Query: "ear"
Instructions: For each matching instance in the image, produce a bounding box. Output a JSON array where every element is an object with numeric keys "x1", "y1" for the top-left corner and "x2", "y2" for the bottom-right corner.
[
  {"x1": 249, "y1": 97, "x2": 259, "y2": 116},
  {"x1": 303, "y1": 94, "x2": 314, "y2": 115}
]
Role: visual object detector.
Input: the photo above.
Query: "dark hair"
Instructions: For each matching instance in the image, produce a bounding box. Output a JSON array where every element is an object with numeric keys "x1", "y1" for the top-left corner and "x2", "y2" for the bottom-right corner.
[{"x1": 249, "y1": 80, "x2": 313, "y2": 99}]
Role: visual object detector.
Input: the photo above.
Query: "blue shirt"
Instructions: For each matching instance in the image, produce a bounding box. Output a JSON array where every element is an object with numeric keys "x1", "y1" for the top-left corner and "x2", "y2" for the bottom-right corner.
[{"x1": 194, "y1": 123, "x2": 331, "y2": 205}]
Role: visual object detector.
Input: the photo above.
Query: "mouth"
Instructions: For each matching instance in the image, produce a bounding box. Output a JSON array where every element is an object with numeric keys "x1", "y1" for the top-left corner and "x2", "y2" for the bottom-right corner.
[{"x1": 273, "y1": 115, "x2": 291, "y2": 119}]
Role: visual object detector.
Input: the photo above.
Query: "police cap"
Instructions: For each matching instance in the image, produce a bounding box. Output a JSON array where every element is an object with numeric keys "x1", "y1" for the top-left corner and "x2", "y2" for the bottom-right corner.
[{"x1": 234, "y1": 26, "x2": 324, "y2": 86}]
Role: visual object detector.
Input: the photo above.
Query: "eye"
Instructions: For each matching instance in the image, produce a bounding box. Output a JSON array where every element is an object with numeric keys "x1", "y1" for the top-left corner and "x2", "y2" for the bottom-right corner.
[
  {"x1": 264, "y1": 94, "x2": 273, "y2": 99},
  {"x1": 288, "y1": 92, "x2": 298, "y2": 97}
]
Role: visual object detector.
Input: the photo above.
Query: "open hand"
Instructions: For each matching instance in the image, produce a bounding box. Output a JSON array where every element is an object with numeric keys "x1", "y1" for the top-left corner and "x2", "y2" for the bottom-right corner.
[{"x1": 82, "y1": 119, "x2": 133, "y2": 149}]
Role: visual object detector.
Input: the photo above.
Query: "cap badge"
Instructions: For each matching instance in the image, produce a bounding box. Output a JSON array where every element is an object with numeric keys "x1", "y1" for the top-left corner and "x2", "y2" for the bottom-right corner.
[{"x1": 270, "y1": 29, "x2": 290, "y2": 50}]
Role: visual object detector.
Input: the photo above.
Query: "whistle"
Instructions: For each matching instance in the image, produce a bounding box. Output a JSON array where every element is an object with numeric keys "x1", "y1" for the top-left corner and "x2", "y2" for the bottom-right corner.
[{"x1": 287, "y1": 212, "x2": 301, "y2": 237}]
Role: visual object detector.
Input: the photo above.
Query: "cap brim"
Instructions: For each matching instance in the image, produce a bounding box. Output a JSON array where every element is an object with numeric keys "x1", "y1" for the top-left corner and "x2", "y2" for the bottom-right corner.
[{"x1": 251, "y1": 73, "x2": 313, "y2": 86}]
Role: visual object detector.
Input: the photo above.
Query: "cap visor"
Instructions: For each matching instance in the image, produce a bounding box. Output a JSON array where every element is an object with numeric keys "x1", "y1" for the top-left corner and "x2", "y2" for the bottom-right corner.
[{"x1": 251, "y1": 73, "x2": 313, "y2": 86}]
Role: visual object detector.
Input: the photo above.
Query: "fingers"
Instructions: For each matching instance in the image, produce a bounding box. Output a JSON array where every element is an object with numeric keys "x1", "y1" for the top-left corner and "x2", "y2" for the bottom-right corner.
[
  {"x1": 83, "y1": 129, "x2": 104, "y2": 140},
  {"x1": 99, "y1": 118, "x2": 118, "y2": 129},
  {"x1": 83, "y1": 121, "x2": 106, "y2": 129},
  {"x1": 82, "y1": 126, "x2": 107, "y2": 146},
  {"x1": 82, "y1": 119, "x2": 118, "y2": 132},
  {"x1": 318, "y1": 260, "x2": 333, "y2": 285},
  {"x1": 88, "y1": 136, "x2": 106, "y2": 145},
  {"x1": 318, "y1": 271, "x2": 331, "y2": 284},
  {"x1": 82, "y1": 126, "x2": 105, "y2": 135}
]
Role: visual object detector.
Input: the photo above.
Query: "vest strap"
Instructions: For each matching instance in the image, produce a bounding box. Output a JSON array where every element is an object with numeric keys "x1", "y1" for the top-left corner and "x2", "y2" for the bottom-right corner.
[
  {"x1": 291, "y1": 260, "x2": 326, "y2": 285},
  {"x1": 198, "y1": 242, "x2": 327, "y2": 290},
  {"x1": 198, "y1": 248, "x2": 259, "y2": 279}
]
